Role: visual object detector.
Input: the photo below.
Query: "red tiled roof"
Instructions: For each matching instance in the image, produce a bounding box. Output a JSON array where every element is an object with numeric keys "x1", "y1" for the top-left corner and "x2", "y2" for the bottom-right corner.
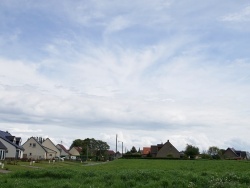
[
  {"x1": 107, "y1": 150, "x2": 115, "y2": 155},
  {"x1": 142, "y1": 147, "x2": 151, "y2": 155},
  {"x1": 74, "y1": 147, "x2": 82, "y2": 153}
]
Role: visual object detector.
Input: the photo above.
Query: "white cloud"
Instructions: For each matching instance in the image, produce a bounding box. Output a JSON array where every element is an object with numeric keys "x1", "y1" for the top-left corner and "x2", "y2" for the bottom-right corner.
[
  {"x1": 1, "y1": 1, "x2": 250, "y2": 152},
  {"x1": 221, "y1": 6, "x2": 250, "y2": 22},
  {"x1": 104, "y1": 16, "x2": 133, "y2": 34}
]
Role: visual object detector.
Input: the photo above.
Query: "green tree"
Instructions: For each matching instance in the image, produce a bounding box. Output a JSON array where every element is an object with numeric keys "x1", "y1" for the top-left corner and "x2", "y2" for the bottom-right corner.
[
  {"x1": 130, "y1": 146, "x2": 137, "y2": 153},
  {"x1": 207, "y1": 146, "x2": 222, "y2": 159},
  {"x1": 184, "y1": 144, "x2": 199, "y2": 159},
  {"x1": 70, "y1": 139, "x2": 84, "y2": 149},
  {"x1": 70, "y1": 138, "x2": 110, "y2": 159}
]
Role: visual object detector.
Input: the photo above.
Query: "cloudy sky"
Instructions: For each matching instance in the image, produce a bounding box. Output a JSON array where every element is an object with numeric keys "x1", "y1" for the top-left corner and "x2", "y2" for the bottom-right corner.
[{"x1": 1, "y1": 0, "x2": 250, "y2": 152}]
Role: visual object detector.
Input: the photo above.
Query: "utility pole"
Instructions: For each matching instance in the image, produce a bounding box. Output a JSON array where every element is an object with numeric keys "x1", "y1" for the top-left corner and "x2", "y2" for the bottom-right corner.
[
  {"x1": 121, "y1": 141, "x2": 123, "y2": 157},
  {"x1": 86, "y1": 145, "x2": 88, "y2": 161},
  {"x1": 118, "y1": 141, "x2": 123, "y2": 157},
  {"x1": 115, "y1": 134, "x2": 117, "y2": 158}
]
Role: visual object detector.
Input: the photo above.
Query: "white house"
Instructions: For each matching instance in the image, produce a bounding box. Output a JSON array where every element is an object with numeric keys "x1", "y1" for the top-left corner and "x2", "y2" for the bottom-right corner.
[
  {"x1": 69, "y1": 147, "x2": 82, "y2": 158},
  {"x1": 0, "y1": 141, "x2": 7, "y2": 160},
  {"x1": 42, "y1": 138, "x2": 60, "y2": 157},
  {"x1": 56, "y1": 144, "x2": 70, "y2": 157},
  {"x1": 22, "y1": 137, "x2": 58, "y2": 160},
  {"x1": 0, "y1": 130, "x2": 24, "y2": 159}
]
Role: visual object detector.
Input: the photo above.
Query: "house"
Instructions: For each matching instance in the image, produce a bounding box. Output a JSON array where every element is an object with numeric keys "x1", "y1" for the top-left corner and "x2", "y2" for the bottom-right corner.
[
  {"x1": 69, "y1": 147, "x2": 82, "y2": 158},
  {"x1": 22, "y1": 137, "x2": 58, "y2": 160},
  {"x1": 115, "y1": 151, "x2": 122, "y2": 158},
  {"x1": 42, "y1": 138, "x2": 60, "y2": 157},
  {"x1": 223, "y1": 148, "x2": 250, "y2": 160},
  {"x1": 107, "y1": 150, "x2": 115, "y2": 160},
  {"x1": 142, "y1": 147, "x2": 151, "y2": 157},
  {"x1": 56, "y1": 144, "x2": 70, "y2": 158},
  {"x1": 0, "y1": 130, "x2": 24, "y2": 159},
  {"x1": 0, "y1": 141, "x2": 7, "y2": 160},
  {"x1": 150, "y1": 143, "x2": 163, "y2": 157},
  {"x1": 151, "y1": 140, "x2": 180, "y2": 158}
]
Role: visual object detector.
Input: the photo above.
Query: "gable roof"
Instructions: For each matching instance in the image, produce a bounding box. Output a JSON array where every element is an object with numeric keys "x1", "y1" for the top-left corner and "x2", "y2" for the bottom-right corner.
[
  {"x1": 74, "y1": 147, "x2": 82, "y2": 153},
  {"x1": 22, "y1": 137, "x2": 47, "y2": 153},
  {"x1": 57, "y1": 144, "x2": 70, "y2": 154},
  {"x1": 42, "y1": 138, "x2": 60, "y2": 152},
  {"x1": 43, "y1": 146, "x2": 57, "y2": 153},
  {"x1": 224, "y1": 148, "x2": 249, "y2": 159},
  {"x1": 107, "y1": 150, "x2": 115, "y2": 155},
  {"x1": 0, "y1": 141, "x2": 7, "y2": 150},
  {"x1": 22, "y1": 137, "x2": 58, "y2": 153},
  {"x1": 156, "y1": 140, "x2": 180, "y2": 158},
  {"x1": 0, "y1": 130, "x2": 24, "y2": 151},
  {"x1": 142, "y1": 147, "x2": 151, "y2": 155}
]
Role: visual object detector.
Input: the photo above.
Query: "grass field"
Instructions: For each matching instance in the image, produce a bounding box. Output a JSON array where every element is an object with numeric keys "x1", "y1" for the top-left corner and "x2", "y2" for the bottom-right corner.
[{"x1": 1, "y1": 159, "x2": 250, "y2": 187}]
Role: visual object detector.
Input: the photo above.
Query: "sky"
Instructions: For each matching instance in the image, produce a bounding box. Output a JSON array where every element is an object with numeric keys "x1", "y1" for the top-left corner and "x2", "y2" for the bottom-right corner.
[{"x1": 0, "y1": 0, "x2": 250, "y2": 153}]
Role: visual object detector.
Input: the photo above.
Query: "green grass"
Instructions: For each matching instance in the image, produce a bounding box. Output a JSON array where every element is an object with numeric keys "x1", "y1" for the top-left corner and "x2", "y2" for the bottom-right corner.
[{"x1": 1, "y1": 159, "x2": 250, "y2": 187}]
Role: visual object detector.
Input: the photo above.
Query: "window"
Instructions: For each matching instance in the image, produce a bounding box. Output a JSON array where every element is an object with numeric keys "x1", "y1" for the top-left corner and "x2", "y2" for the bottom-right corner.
[
  {"x1": 29, "y1": 153, "x2": 32, "y2": 156},
  {"x1": 49, "y1": 154, "x2": 52, "y2": 156},
  {"x1": 30, "y1": 143, "x2": 32, "y2": 147},
  {"x1": 33, "y1": 143, "x2": 36, "y2": 147}
]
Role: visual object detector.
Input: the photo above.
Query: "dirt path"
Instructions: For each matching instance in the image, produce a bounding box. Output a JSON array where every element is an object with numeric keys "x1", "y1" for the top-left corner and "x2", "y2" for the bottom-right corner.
[
  {"x1": 83, "y1": 162, "x2": 108, "y2": 166},
  {"x1": 20, "y1": 165, "x2": 42, "y2": 169},
  {"x1": 0, "y1": 169, "x2": 11, "y2": 174}
]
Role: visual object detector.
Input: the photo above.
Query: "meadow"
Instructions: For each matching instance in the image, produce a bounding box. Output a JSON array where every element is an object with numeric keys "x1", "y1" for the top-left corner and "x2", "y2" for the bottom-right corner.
[{"x1": 1, "y1": 159, "x2": 250, "y2": 188}]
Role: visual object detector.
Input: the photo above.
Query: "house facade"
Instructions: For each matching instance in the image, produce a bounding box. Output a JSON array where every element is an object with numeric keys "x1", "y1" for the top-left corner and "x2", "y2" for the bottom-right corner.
[
  {"x1": 0, "y1": 130, "x2": 24, "y2": 159},
  {"x1": 0, "y1": 141, "x2": 7, "y2": 160},
  {"x1": 22, "y1": 137, "x2": 58, "y2": 160},
  {"x1": 150, "y1": 140, "x2": 180, "y2": 158},
  {"x1": 142, "y1": 147, "x2": 151, "y2": 157},
  {"x1": 107, "y1": 150, "x2": 115, "y2": 160},
  {"x1": 42, "y1": 138, "x2": 60, "y2": 157},
  {"x1": 69, "y1": 147, "x2": 82, "y2": 157},
  {"x1": 56, "y1": 144, "x2": 70, "y2": 157},
  {"x1": 223, "y1": 148, "x2": 250, "y2": 160}
]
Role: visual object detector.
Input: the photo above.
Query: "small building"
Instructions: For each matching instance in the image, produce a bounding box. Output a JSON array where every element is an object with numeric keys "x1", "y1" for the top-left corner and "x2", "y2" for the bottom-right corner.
[
  {"x1": 142, "y1": 147, "x2": 151, "y2": 157},
  {"x1": 42, "y1": 138, "x2": 60, "y2": 157},
  {"x1": 223, "y1": 148, "x2": 250, "y2": 160},
  {"x1": 150, "y1": 143, "x2": 164, "y2": 157},
  {"x1": 0, "y1": 141, "x2": 7, "y2": 160},
  {"x1": 22, "y1": 137, "x2": 58, "y2": 160},
  {"x1": 0, "y1": 130, "x2": 24, "y2": 159},
  {"x1": 115, "y1": 151, "x2": 122, "y2": 158},
  {"x1": 107, "y1": 150, "x2": 115, "y2": 160},
  {"x1": 56, "y1": 144, "x2": 70, "y2": 158},
  {"x1": 69, "y1": 147, "x2": 82, "y2": 159},
  {"x1": 151, "y1": 140, "x2": 180, "y2": 158}
]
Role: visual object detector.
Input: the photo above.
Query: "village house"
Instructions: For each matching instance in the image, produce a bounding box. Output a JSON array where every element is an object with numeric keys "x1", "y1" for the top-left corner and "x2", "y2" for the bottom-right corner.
[
  {"x1": 0, "y1": 141, "x2": 7, "y2": 160},
  {"x1": 68, "y1": 147, "x2": 82, "y2": 159},
  {"x1": 223, "y1": 148, "x2": 250, "y2": 160},
  {"x1": 56, "y1": 144, "x2": 70, "y2": 158},
  {"x1": 42, "y1": 138, "x2": 60, "y2": 157},
  {"x1": 107, "y1": 150, "x2": 115, "y2": 160},
  {"x1": 151, "y1": 140, "x2": 180, "y2": 158},
  {"x1": 22, "y1": 137, "x2": 59, "y2": 160},
  {"x1": 0, "y1": 130, "x2": 24, "y2": 159},
  {"x1": 142, "y1": 147, "x2": 151, "y2": 157}
]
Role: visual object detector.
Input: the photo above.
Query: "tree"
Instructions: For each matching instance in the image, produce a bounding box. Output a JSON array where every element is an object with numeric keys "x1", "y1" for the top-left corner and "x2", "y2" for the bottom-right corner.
[
  {"x1": 130, "y1": 146, "x2": 137, "y2": 153},
  {"x1": 184, "y1": 144, "x2": 199, "y2": 159},
  {"x1": 70, "y1": 139, "x2": 84, "y2": 149},
  {"x1": 70, "y1": 138, "x2": 110, "y2": 159},
  {"x1": 207, "y1": 146, "x2": 222, "y2": 159}
]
